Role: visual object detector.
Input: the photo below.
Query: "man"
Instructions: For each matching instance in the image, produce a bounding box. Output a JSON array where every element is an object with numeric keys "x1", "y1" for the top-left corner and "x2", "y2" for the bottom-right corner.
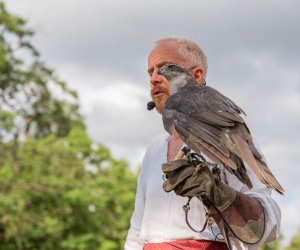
[{"x1": 124, "y1": 37, "x2": 281, "y2": 250}]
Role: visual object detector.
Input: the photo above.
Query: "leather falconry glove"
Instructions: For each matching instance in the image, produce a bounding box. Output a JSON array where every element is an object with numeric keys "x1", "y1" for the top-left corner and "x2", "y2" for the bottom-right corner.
[{"x1": 162, "y1": 158, "x2": 265, "y2": 245}]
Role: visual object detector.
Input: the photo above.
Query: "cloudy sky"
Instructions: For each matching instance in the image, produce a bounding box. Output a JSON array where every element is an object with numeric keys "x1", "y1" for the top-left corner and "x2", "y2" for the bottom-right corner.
[{"x1": 6, "y1": 0, "x2": 300, "y2": 245}]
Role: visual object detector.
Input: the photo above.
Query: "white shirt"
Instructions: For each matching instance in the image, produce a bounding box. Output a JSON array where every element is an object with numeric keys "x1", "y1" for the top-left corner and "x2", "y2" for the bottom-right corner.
[{"x1": 124, "y1": 133, "x2": 281, "y2": 250}]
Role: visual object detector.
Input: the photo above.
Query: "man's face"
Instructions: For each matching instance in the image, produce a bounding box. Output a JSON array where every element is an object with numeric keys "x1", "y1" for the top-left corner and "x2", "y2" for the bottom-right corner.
[{"x1": 147, "y1": 42, "x2": 187, "y2": 113}]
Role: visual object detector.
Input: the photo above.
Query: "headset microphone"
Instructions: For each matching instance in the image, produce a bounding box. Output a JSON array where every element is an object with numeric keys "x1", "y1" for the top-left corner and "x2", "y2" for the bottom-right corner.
[{"x1": 147, "y1": 101, "x2": 156, "y2": 111}]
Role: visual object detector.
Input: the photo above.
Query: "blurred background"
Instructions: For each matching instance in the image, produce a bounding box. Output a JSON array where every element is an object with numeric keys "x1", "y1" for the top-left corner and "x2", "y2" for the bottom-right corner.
[{"x1": 1, "y1": 0, "x2": 299, "y2": 249}]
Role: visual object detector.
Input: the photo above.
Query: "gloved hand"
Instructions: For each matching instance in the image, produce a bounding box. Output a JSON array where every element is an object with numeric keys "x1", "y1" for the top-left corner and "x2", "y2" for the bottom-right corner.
[
  {"x1": 162, "y1": 159, "x2": 236, "y2": 213},
  {"x1": 162, "y1": 158, "x2": 266, "y2": 245}
]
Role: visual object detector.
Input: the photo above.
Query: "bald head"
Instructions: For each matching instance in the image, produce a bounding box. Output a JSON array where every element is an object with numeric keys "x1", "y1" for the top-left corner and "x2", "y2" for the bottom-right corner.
[{"x1": 156, "y1": 37, "x2": 208, "y2": 80}]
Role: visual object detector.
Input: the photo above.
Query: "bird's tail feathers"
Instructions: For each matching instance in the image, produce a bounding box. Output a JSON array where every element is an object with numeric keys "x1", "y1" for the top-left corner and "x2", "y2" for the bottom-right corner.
[
  {"x1": 255, "y1": 159, "x2": 285, "y2": 195},
  {"x1": 230, "y1": 133, "x2": 284, "y2": 195}
]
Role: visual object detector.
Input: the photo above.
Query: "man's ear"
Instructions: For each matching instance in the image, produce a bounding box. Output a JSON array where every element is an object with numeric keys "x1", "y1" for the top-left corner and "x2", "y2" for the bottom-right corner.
[{"x1": 191, "y1": 67, "x2": 205, "y2": 85}]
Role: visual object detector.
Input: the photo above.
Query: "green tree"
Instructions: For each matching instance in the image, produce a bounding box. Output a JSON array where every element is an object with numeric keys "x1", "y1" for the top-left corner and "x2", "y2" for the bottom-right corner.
[
  {"x1": 0, "y1": 2, "x2": 137, "y2": 249},
  {"x1": 0, "y1": 123, "x2": 137, "y2": 250},
  {"x1": 259, "y1": 237, "x2": 282, "y2": 250},
  {"x1": 0, "y1": 0, "x2": 79, "y2": 140},
  {"x1": 285, "y1": 230, "x2": 300, "y2": 250}
]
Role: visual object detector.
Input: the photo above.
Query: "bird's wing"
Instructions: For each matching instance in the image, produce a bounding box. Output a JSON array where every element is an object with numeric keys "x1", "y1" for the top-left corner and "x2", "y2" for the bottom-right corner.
[
  {"x1": 163, "y1": 85, "x2": 245, "y2": 170},
  {"x1": 164, "y1": 84, "x2": 284, "y2": 193},
  {"x1": 173, "y1": 112, "x2": 237, "y2": 166}
]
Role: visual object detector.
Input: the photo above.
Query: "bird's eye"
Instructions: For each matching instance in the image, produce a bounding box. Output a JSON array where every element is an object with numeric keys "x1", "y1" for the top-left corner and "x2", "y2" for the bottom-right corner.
[{"x1": 169, "y1": 65, "x2": 175, "y2": 70}]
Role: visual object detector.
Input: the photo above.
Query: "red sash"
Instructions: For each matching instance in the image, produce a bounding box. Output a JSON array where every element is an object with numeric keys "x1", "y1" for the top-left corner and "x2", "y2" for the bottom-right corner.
[{"x1": 143, "y1": 239, "x2": 229, "y2": 250}]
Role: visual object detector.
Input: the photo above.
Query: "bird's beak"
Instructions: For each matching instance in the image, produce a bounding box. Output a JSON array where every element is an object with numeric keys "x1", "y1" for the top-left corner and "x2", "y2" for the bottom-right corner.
[{"x1": 157, "y1": 67, "x2": 164, "y2": 75}]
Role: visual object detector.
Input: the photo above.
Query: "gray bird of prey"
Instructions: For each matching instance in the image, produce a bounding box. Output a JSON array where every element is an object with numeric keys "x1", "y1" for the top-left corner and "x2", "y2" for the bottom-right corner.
[{"x1": 158, "y1": 63, "x2": 284, "y2": 194}]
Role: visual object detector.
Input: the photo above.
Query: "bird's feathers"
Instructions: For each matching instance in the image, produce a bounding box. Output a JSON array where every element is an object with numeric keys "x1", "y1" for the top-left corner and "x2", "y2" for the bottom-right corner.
[
  {"x1": 160, "y1": 64, "x2": 284, "y2": 194},
  {"x1": 230, "y1": 130, "x2": 284, "y2": 194}
]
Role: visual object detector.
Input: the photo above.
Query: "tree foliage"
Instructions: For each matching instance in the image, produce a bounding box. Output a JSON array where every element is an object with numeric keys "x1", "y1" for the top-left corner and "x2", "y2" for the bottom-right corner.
[
  {"x1": 260, "y1": 231, "x2": 300, "y2": 250},
  {"x1": 0, "y1": 123, "x2": 137, "y2": 250},
  {"x1": 285, "y1": 230, "x2": 300, "y2": 250},
  {"x1": 260, "y1": 237, "x2": 282, "y2": 250},
  {"x1": 0, "y1": 2, "x2": 137, "y2": 249},
  {"x1": 0, "y1": 1, "x2": 79, "y2": 140}
]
